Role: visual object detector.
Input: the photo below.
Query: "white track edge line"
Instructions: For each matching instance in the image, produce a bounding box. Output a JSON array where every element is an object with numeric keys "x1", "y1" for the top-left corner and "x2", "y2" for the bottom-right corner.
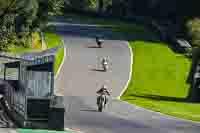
[{"x1": 117, "y1": 41, "x2": 133, "y2": 99}]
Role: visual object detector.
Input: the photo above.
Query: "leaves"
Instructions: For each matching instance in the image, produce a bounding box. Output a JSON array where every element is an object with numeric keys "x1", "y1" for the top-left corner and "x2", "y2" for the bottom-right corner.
[
  {"x1": 48, "y1": 0, "x2": 64, "y2": 15},
  {"x1": 187, "y1": 18, "x2": 200, "y2": 47},
  {"x1": 0, "y1": 0, "x2": 64, "y2": 51}
]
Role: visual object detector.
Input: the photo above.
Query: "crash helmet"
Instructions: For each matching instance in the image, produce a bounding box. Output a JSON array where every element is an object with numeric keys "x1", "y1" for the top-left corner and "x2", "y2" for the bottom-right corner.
[{"x1": 102, "y1": 85, "x2": 107, "y2": 89}]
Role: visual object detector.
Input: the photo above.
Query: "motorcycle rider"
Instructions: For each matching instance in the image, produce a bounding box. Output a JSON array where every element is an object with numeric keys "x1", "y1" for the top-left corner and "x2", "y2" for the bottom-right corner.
[
  {"x1": 96, "y1": 85, "x2": 110, "y2": 107},
  {"x1": 101, "y1": 57, "x2": 108, "y2": 71},
  {"x1": 102, "y1": 57, "x2": 108, "y2": 64},
  {"x1": 96, "y1": 36, "x2": 103, "y2": 48}
]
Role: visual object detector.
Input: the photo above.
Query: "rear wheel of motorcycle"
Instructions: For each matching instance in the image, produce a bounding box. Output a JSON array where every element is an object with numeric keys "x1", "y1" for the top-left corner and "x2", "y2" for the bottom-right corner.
[
  {"x1": 98, "y1": 43, "x2": 102, "y2": 48},
  {"x1": 98, "y1": 106, "x2": 103, "y2": 112}
]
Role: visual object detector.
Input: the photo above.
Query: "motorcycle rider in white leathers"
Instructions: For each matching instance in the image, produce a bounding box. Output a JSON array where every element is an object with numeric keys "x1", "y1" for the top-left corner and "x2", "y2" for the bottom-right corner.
[{"x1": 101, "y1": 57, "x2": 108, "y2": 71}]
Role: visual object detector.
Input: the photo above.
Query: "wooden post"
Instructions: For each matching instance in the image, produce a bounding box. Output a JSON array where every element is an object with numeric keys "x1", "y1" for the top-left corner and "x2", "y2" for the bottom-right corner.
[
  {"x1": 18, "y1": 63, "x2": 21, "y2": 80},
  {"x1": 50, "y1": 55, "x2": 55, "y2": 96},
  {"x1": 4, "y1": 65, "x2": 6, "y2": 80}
]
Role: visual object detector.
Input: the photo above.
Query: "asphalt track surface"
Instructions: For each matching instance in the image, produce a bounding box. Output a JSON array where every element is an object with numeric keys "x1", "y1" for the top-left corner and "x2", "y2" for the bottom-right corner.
[{"x1": 52, "y1": 22, "x2": 200, "y2": 133}]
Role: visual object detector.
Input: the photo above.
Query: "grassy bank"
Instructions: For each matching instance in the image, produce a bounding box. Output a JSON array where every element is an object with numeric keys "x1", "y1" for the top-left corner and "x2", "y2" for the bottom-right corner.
[
  {"x1": 121, "y1": 41, "x2": 200, "y2": 121},
  {"x1": 9, "y1": 32, "x2": 64, "y2": 75},
  {"x1": 44, "y1": 32, "x2": 64, "y2": 74}
]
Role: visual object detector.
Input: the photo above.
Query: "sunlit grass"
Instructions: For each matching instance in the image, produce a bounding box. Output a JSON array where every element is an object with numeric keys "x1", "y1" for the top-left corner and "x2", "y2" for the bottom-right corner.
[
  {"x1": 121, "y1": 41, "x2": 200, "y2": 121},
  {"x1": 45, "y1": 32, "x2": 64, "y2": 74}
]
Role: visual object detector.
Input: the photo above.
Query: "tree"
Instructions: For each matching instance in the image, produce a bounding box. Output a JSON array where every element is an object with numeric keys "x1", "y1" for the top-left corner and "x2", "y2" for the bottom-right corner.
[
  {"x1": 65, "y1": 0, "x2": 90, "y2": 10},
  {"x1": 48, "y1": 0, "x2": 64, "y2": 15},
  {"x1": 98, "y1": 0, "x2": 103, "y2": 13},
  {"x1": 187, "y1": 18, "x2": 200, "y2": 47},
  {"x1": 0, "y1": 0, "x2": 64, "y2": 51}
]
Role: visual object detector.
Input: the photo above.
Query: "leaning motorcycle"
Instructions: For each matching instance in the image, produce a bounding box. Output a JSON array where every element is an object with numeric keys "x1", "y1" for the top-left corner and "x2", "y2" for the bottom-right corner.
[{"x1": 97, "y1": 94, "x2": 107, "y2": 112}]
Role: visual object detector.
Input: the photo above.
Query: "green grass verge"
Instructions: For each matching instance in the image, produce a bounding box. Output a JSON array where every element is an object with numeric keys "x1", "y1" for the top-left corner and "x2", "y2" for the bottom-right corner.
[
  {"x1": 17, "y1": 129, "x2": 74, "y2": 133},
  {"x1": 44, "y1": 33, "x2": 62, "y2": 48},
  {"x1": 44, "y1": 32, "x2": 64, "y2": 74},
  {"x1": 121, "y1": 41, "x2": 200, "y2": 122},
  {"x1": 54, "y1": 47, "x2": 64, "y2": 75}
]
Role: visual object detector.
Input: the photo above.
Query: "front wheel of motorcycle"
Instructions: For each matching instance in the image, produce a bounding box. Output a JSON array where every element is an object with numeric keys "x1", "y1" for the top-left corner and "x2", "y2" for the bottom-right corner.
[
  {"x1": 103, "y1": 66, "x2": 107, "y2": 72},
  {"x1": 98, "y1": 106, "x2": 103, "y2": 112}
]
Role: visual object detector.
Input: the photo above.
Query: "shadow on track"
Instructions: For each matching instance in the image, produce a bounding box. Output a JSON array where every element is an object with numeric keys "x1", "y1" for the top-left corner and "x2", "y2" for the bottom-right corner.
[
  {"x1": 80, "y1": 109, "x2": 98, "y2": 112},
  {"x1": 87, "y1": 46, "x2": 101, "y2": 48},
  {"x1": 90, "y1": 69, "x2": 105, "y2": 72},
  {"x1": 47, "y1": 22, "x2": 160, "y2": 43}
]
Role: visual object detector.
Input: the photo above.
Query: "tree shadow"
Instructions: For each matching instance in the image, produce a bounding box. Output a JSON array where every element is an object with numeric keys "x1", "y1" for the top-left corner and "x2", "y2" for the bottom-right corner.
[
  {"x1": 87, "y1": 46, "x2": 101, "y2": 48},
  {"x1": 80, "y1": 109, "x2": 98, "y2": 112},
  {"x1": 127, "y1": 93, "x2": 200, "y2": 103},
  {"x1": 90, "y1": 68, "x2": 105, "y2": 72},
  {"x1": 167, "y1": 43, "x2": 185, "y2": 54},
  {"x1": 46, "y1": 24, "x2": 161, "y2": 43}
]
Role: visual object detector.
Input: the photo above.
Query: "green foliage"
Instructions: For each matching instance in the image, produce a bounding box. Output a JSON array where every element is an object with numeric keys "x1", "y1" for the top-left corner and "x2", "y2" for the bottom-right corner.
[
  {"x1": 0, "y1": 0, "x2": 63, "y2": 51},
  {"x1": 65, "y1": 0, "x2": 91, "y2": 10},
  {"x1": 48, "y1": 0, "x2": 64, "y2": 15},
  {"x1": 0, "y1": 0, "x2": 9, "y2": 10},
  {"x1": 88, "y1": 0, "x2": 97, "y2": 9},
  {"x1": 187, "y1": 18, "x2": 200, "y2": 47},
  {"x1": 62, "y1": 0, "x2": 200, "y2": 17},
  {"x1": 0, "y1": 33, "x2": 13, "y2": 51},
  {"x1": 0, "y1": 0, "x2": 39, "y2": 50},
  {"x1": 64, "y1": 0, "x2": 112, "y2": 11}
]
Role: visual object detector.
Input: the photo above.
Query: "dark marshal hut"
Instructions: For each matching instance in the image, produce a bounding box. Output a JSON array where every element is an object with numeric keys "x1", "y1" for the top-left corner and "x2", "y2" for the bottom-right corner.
[{"x1": 0, "y1": 54, "x2": 65, "y2": 130}]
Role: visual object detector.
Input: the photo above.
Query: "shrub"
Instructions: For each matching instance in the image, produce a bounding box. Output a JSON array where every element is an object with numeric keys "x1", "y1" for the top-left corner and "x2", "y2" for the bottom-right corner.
[{"x1": 187, "y1": 18, "x2": 200, "y2": 47}]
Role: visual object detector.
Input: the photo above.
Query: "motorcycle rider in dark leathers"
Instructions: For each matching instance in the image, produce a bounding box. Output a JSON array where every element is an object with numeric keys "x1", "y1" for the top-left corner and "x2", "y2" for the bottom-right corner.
[{"x1": 96, "y1": 85, "x2": 110, "y2": 106}]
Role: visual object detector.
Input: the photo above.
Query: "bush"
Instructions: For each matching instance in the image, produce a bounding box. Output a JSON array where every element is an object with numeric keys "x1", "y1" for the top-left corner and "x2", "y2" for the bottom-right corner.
[
  {"x1": 64, "y1": 0, "x2": 112, "y2": 12},
  {"x1": 187, "y1": 18, "x2": 200, "y2": 47}
]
